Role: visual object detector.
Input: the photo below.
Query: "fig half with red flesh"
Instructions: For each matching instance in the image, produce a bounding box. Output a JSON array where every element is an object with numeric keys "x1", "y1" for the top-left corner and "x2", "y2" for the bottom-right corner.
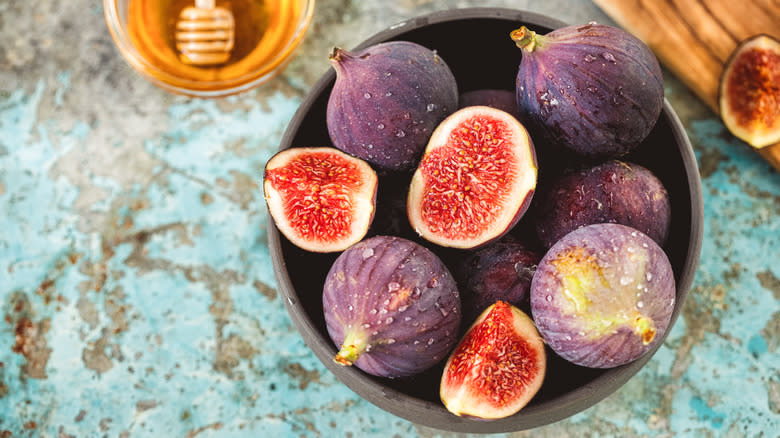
[
  {"x1": 719, "y1": 34, "x2": 780, "y2": 149},
  {"x1": 440, "y1": 301, "x2": 546, "y2": 420},
  {"x1": 264, "y1": 147, "x2": 377, "y2": 253},
  {"x1": 407, "y1": 106, "x2": 537, "y2": 249}
]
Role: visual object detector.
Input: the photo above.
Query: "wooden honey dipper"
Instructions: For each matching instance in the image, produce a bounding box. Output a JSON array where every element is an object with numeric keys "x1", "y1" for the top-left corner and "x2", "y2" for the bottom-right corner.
[{"x1": 175, "y1": 0, "x2": 235, "y2": 66}]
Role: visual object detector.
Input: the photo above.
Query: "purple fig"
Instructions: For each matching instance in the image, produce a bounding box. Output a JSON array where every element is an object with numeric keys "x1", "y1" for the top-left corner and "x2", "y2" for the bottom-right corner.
[
  {"x1": 511, "y1": 23, "x2": 664, "y2": 157},
  {"x1": 530, "y1": 223, "x2": 675, "y2": 368},
  {"x1": 323, "y1": 235, "x2": 461, "y2": 378},
  {"x1": 327, "y1": 42, "x2": 458, "y2": 171},
  {"x1": 456, "y1": 239, "x2": 541, "y2": 323},
  {"x1": 535, "y1": 160, "x2": 671, "y2": 249}
]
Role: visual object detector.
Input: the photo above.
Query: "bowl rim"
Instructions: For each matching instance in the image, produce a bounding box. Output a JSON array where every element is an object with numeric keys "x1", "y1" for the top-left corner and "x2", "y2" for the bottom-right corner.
[
  {"x1": 103, "y1": 0, "x2": 316, "y2": 97},
  {"x1": 269, "y1": 7, "x2": 704, "y2": 433}
]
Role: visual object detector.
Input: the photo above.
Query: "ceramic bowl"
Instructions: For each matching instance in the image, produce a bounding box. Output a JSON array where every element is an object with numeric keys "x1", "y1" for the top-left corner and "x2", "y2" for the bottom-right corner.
[{"x1": 269, "y1": 8, "x2": 703, "y2": 433}]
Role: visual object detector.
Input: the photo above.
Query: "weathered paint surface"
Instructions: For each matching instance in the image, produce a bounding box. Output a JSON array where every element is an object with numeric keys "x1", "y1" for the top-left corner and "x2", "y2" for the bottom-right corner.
[{"x1": 1, "y1": 1, "x2": 778, "y2": 437}]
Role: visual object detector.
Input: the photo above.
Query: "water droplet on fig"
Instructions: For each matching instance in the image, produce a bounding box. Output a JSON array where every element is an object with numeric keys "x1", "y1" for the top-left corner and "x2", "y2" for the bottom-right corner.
[
  {"x1": 619, "y1": 276, "x2": 631, "y2": 286},
  {"x1": 364, "y1": 92, "x2": 372, "y2": 99},
  {"x1": 385, "y1": 91, "x2": 392, "y2": 97},
  {"x1": 362, "y1": 323, "x2": 370, "y2": 329},
  {"x1": 377, "y1": 123, "x2": 385, "y2": 130},
  {"x1": 584, "y1": 54, "x2": 596, "y2": 63},
  {"x1": 385, "y1": 317, "x2": 394, "y2": 324},
  {"x1": 426, "y1": 103, "x2": 437, "y2": 112},
  {"x1": 388, "y1": 282, "x2": 400, "y2": 292},
  {"x1": 428, "y1": 277, "x2": 439, "y2": 288},
  {"x1": 347, "y1": 305, "x2": 353, "y2": 311},
  {"x1": 637, "y1": 301, "x2": 644, "y2": 308},
  {"x1": 369, "y1": 308, "x2": 378, "y2": 315},
  {"x1": 395, "y1": 130, "x2": 406, "y2": 138},
  {"x1": 387, "y1": 338, "x2": 396, "y2": 344},
  {"x1": 545, "y1": 295, "x2": 552, "y2": 302},
  {"x1": 587, "y1": 86, "x2": 598, "y2": 93},
  {"x1": 427, "y1": 338, "x2": 435, "y2": 345},
  {"x1": 601, "y1": 52, "x2": 616, "y2": 63},
  {"x1": 362, "y1": 248, "x2": 374, "y2": 258},
  {"x1": 384, "y1": 71, "x2": 392, "y2": 77},
  {"x1": 646, "y1": 273, "x2": 653, "y2": 281}
]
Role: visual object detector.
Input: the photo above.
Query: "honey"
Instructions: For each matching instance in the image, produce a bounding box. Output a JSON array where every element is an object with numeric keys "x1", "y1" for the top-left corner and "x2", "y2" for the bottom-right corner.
[{"x1": 124, "y1": 0, "x2": 308, "y2": 91}]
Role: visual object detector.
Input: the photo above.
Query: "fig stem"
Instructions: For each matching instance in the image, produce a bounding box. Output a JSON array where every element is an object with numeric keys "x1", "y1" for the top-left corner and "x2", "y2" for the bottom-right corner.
[
  {"x1": 633, "y1": 315, "x2": 656, "y2": 345},
  {"x1": 334, "y1": 332, "x2": 365, "y2": 366},
  {"x1": 510, "y1": 26, "x2": 541, "y2": 52},
  {"x1": 328, "y1": 47, "x2": 345, "y2": 62}
]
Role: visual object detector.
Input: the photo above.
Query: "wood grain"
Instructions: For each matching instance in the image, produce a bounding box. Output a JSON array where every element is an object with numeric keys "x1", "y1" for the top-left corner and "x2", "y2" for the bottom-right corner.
[{"x1": 593, "y1": 0, "x2": 780, "y2": 172}]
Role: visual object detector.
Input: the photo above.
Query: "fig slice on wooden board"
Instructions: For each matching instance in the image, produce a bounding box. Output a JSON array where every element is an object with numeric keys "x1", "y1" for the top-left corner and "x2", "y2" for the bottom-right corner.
[
  {"x1": 719, "y1": 34, "x2": 780, "y2": 149},
  {"x1": 263, "y1": 147, "x2": 377, "y2": 253},
  {"x1": 440, "y1": 301, "x2": 546, "y2": 420},
  {"x1": 407, "y1": 106, "x2": 537, "y2": 249}
]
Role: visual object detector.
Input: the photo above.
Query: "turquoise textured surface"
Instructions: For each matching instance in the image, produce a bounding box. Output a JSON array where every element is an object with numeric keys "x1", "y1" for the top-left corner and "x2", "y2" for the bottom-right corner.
[{"x1": 1, "y1": 1, "x2": 778, "y2": 437}]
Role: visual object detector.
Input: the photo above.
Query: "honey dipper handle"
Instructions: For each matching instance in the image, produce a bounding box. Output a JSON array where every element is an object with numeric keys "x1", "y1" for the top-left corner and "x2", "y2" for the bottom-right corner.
[{"x1": 195, "y1": 0, "x2": 216, "y2": 9}]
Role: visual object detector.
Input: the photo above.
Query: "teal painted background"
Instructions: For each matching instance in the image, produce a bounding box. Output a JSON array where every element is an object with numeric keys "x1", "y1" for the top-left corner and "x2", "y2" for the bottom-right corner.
[{"x1": 1, "y1": 1, "x2": 778, "y2": 436}]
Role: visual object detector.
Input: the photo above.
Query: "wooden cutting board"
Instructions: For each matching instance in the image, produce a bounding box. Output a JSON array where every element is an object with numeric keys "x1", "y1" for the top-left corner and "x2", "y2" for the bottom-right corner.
[{"x1": 593, "y1": 0, "x2": 780, "y2": 172}]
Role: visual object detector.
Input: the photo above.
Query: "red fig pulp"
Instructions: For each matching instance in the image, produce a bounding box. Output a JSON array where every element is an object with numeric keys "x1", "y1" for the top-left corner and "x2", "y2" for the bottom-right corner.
[
  {"x1": 440, "y1": 301, "x2": 546, "y2": 420},
  {"x1": 407, "y1": 106, "x2": 537, "y2": 249},
  {"x1": 264, "y1": 147, "x2": 377, "y2": 253},
  {"x1": 719, "y1": 34, "x2": 780, "y2": 149}
]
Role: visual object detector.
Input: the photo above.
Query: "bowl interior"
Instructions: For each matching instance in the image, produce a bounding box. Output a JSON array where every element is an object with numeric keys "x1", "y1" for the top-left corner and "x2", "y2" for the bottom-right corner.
[{"x1": 271, "y1": 8, "x2": 702, "y2": 433}]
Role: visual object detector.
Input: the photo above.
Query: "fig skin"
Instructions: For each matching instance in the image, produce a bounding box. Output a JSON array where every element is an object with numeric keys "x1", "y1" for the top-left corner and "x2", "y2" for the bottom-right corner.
[
  {"x1": 407, "y1": 106, "x2": 538, "y2": 249},
  {"x1": 263, "y1": 147, "x2": 378, "y2": 253},
  {"x1": 530, "y1": 223, "x2": 676, "y2": 369},
  {"x1": 323, "y1": 235, "x2": 461, "y2": 378},
  {"x1": 327, "y1": 41, "x2": 459, "y2": 171},
  {"x1": 459, "y1": 89, "x2": 521, "y2": 120},
  {"x1": 719, "y1": 34, "x2": 780, "y2": 149},
  {"x1": 456, "y1": 238, "x2": 541, "y2": 324},
  {"x1": 511, "y1": 23, "x2": 664, "y2": 158},
  {"x1": 534, "y1": 160, "x2": 671, "y2": 249},
  {"x1": 440, "y1": 301, "x2": 546, "y2": 420}
]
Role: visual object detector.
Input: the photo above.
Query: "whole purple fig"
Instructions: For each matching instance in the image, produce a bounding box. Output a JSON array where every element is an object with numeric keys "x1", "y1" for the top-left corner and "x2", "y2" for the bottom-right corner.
[
  {"x1": 323, "y1": 235, "x2": 461, "y2": 378},
  {"x1": 327, "y1": 42, "x2": 458, "y2": 171},
  {"x1": 530, "y1": 223, "x2": 675, "y2": 368},
  {"x1": 511, "y1": 23, "x2": 664, "y2": 157},
  {"x1": 535, "y1": 160, "x2": 671, "y2": 249}
]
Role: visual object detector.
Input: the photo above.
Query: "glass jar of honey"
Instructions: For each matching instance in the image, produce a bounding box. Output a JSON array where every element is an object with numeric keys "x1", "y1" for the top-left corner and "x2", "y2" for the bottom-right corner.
[{"x1": 104, "y1": 0, "x2": 315, "y2": 97}]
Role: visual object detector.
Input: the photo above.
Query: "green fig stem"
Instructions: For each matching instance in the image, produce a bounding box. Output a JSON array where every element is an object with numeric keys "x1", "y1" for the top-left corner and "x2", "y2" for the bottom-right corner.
[
  {"x1": 633, "y1": 315, "x2": 657, "y2": 345},
  {"x1": 328, "y1": 46, "x2": 345, "y2": 63},
  {"x1": 334, "y1": 332, "x2": 366, "y2": 366},
  {"x1": 510, "y1": 26, "x2": 543, "y2": 52}
]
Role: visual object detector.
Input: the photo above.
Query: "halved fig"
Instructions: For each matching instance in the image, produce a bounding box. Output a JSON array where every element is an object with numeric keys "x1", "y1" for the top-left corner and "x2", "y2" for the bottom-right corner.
[
  {"x1": 263, "y1": 147, "x2": 378, "y2": 253},
  {"x1": 719, "y1": 34, "x2": 780, "y2": 149},
  {"x1": 440, "y1": 301, "x2": 546, "y2": 420},
  {"x1": 407, "y1": 106, "x2": 537, "y2": 249}
]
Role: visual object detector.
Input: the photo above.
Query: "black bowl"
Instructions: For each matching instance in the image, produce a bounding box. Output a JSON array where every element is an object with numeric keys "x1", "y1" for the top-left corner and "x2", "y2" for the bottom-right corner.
[{"x1": 269, "y1": 8, "x2": 703, "y2": 433}]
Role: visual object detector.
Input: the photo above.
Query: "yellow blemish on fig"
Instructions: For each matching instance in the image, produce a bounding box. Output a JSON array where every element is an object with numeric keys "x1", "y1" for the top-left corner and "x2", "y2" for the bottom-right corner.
[{"x1": 633, "y1": 315, "x2": 656, "y2": 345}]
